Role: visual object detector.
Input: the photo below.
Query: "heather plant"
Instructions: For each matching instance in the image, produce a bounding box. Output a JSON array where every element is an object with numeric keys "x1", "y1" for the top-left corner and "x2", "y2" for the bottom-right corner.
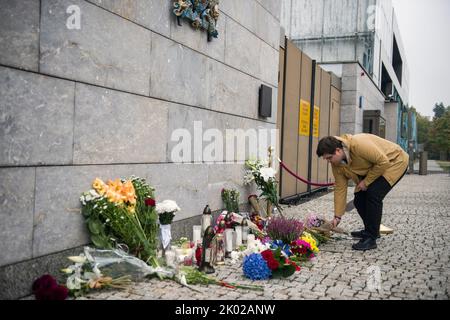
[{"x1": 266, "y1": 216, "x2": 304, "y2": 244}]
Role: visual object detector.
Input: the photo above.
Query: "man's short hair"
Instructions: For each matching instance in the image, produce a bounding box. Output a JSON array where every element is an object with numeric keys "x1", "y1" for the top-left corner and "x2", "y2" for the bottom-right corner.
[{"x1": 316, "y1": 136, "x2": 343, "y2": 157}]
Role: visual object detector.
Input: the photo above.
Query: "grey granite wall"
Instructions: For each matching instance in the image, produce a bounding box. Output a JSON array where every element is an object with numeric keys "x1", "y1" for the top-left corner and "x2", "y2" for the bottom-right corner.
[{"x1": 0, "y1": 0, "x2": 281, "y2": 296}]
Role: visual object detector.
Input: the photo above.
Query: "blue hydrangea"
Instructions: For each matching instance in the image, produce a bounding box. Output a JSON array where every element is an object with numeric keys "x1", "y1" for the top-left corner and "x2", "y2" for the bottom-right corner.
[{"x1": 242, "y1": 253, "x2": 272, "y2": 280}]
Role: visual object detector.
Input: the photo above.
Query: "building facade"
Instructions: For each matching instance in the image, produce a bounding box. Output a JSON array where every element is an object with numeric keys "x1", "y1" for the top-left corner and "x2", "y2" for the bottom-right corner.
[{"x1": 281, "y1": 0, "x2": 413, "y2": 150}]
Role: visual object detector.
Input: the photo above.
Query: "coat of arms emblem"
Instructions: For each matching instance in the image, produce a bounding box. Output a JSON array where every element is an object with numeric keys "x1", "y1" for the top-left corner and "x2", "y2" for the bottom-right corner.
[{"x1": 173, "y1": 0, "x2": 220, "y2": 42}]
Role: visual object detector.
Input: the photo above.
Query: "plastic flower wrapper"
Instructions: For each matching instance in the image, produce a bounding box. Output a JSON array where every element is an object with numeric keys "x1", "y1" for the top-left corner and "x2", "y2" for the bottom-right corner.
[{"x1": 62, "y1": 246, "x2": 177, "y2": 297}]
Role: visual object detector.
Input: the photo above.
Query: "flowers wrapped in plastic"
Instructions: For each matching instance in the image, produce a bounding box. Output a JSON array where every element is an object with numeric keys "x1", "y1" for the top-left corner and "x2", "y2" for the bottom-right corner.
[
  {"x1": 62, "y1": 246, "x2": 175, "y2": 297},
  {"x1": 80, "y1": 176, "x2": 159, "y2": 265}
]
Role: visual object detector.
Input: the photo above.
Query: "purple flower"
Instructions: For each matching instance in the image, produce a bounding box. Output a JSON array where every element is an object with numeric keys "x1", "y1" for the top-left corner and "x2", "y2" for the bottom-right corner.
[{"x1": 266, "y1": 216, "x2": 304, "y2": 244}]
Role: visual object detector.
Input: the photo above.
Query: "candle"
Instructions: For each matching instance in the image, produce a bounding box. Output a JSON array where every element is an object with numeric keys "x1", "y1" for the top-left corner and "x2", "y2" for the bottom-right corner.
[
  {"x1": 247, "y1": 234, "x2": 256, "y2": 249},
  {"x1": 165, "y1": 250, "x2": 176, "y2": 268},
  {"x1": 193, "y1": 225, "x2": 202, "y2": 244},
  {"x1": 242, "y1": 226, "x2": 249, "y2": 242},
  {"x1": 224, "y1": 229, "x2": 233, "y2": 253},
  {"x1": 234, "y1": 226, "x2": 242, "y2": 247}
]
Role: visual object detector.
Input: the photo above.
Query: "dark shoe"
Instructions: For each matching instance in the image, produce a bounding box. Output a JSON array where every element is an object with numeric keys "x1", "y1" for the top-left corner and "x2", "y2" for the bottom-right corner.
[
  {"x1": 352, "y1": 238, "x2": 377, "y2": 251},
  {"x1": 351, "y1": 230, "x2": 380, "y2": 239}
]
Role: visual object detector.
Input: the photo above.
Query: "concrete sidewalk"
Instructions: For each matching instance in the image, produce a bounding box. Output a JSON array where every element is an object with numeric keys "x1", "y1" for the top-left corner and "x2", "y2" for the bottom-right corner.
[{"x1": 78, "y1": 173, "x2": 450, "y2": 300}]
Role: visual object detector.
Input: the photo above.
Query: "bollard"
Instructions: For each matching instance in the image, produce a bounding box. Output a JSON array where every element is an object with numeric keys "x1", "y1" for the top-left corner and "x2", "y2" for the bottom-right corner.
[{"x1": 419, "y1": 151, "x2": 428, "y2": 175}]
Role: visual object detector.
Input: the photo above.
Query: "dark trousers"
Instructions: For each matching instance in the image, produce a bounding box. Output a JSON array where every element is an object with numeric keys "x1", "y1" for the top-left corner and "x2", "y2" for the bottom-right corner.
[{"x1": 353, "y1": 170, "x2": 407, "y2": 240}]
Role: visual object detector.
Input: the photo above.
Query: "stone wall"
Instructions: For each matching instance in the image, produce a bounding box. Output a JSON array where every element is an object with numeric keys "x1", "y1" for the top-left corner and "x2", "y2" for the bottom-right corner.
[{"x1": 0, "y1": 0, "x2": 281, "y2": 296}]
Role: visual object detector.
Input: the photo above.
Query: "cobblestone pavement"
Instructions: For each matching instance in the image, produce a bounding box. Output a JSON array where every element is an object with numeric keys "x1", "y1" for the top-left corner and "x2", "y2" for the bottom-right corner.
[{"x1": 79, "y1": 173, "x2": 450, "y2": 300}]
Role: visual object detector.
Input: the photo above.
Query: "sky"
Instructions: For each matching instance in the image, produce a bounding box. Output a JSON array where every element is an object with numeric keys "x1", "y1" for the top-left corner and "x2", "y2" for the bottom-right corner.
[{"x1": 392, "y1": 0, "x2": 450, "y2": 117}]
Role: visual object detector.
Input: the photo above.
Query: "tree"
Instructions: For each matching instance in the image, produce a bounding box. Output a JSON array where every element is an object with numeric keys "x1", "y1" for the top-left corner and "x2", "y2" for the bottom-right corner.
[
  {"x1": 433, "y1": 102, "x2": 446, "y2": 119},
  {"x1": 428, "y1": 107, "x2": 450, "y2": 160},
  {"x1": 415, "y1": 110, "x2": 431, "y2": 147}
]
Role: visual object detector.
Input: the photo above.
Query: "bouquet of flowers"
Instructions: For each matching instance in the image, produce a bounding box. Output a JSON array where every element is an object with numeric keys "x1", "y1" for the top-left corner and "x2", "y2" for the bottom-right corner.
[
  {"x1": 61, "y1": 247, "x2": 175, "y2": 297},
  {"x1": 155, "y1": 200, "x2": 180, "y2": 253},
  {"x1": 80, "y1": 176, "x2": 159, "y2": 264},
  {"x1": 242, "y1": 248, "x2": 300, "y2": 281},
  {"x1": 244, "y1": 159, "x2": 282, "y2": 213},
  {"x1": 305, "y1": 213, "x2": 347, "y2": 243},
  {"x1": 221, "y1": 188, "x2": 240, "y2": 213},
  {"x1": 289, "y1": 239, "x2": 316, "y2": 263},
  {"x1": 156, "y1": 200, "x2": 180, "y2": 225}
]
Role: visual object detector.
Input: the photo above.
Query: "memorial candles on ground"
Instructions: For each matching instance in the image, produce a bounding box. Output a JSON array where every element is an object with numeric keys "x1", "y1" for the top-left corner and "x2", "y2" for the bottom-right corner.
[
  {"x1": 234, "y1": 226, "x2": 242, "y2": 247},
  {"x1": 165, "y1": 250, "x2": 176, "y2": 268},
  {"x1": 193, "y1": 225, "x2": 202, "y2": 245},
  {"x1": 247, "y1": 234, "x2": 256, "y2": 249},
  {"x1": 241, "y1": 219, "x2": 249, "y2": 244},
  {"x1": 224, "y1": 228, "x2": 234, "y2": 257}
]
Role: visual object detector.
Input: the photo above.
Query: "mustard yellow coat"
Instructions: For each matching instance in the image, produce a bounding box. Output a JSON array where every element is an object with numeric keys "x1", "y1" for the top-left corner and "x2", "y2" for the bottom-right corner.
[{"x1": 332, "y1": 133, "x2": 409, "y2": 217}]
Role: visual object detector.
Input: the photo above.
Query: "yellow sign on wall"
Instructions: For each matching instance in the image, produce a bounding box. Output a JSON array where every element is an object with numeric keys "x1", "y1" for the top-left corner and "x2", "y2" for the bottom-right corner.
[
  {"x1": 299, "y1": 100, "x2": 310, "y2": 136},
  {"x1": 313, "y1": 106, "x2": 320, "y2": 137}
]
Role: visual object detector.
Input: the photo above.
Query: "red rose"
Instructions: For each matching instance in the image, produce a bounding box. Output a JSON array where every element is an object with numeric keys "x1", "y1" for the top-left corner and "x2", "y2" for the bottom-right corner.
[
  {"x1": 261, "y1": 249, "x2": 274, "y2": 261},
  {"x1": 32, "y1": 275, "x2": 57, "y2": 293},
  {"x1": 145, "y1": 198, "x2": 156, "y2": 207},
  {"x1": 32, "y1": 275, "x2": 68, "y2": 300},
  {"x1": 266, "y1": 258, "x2": 279, "y2": 270}
]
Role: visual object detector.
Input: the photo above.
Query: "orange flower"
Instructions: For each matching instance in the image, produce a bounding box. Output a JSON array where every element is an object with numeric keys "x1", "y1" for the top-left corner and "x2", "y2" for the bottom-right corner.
[{"x1": 92, "y1": 178, "x2": 108, "y2": 195}]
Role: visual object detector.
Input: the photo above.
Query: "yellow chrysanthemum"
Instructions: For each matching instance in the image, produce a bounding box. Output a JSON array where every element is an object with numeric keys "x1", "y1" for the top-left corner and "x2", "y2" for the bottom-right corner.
[
  {"x1": 301, "y1": 232, "x2": 320, "y2": 253},
  {"x1": 92, "y1": 178, "x2": 108, "y2": 195}
]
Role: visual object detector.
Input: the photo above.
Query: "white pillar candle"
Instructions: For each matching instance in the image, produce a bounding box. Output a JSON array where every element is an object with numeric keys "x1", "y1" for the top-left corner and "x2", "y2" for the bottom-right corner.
[
  {"x1": 234, "y1": 226, "x2": 242, "y2": 247},
  {"x1": 165, "y1": 250, "x2": 176, "y2": 268},
  {"x1": 247, "y1": 234, "x2": 256, "y2": 249},
  {"x1": 193, "y1": 225, "x2": 202, "y2": 245},
  {"x1": 242, "y1": 226, "x2": 249, "y2": 242},
  {"x1": 224, "y1": 229, "x2": 233, "y2": 253}
]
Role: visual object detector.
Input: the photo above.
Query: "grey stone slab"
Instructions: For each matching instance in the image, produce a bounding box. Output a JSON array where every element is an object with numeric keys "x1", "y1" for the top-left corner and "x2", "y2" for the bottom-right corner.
[
  {"x1": 0, "y1": 66, "x2": 75, "y2": 166},
  {"x1": 225, "y1": 18, "x2": 261, "y2": 80},
  {"x1": 209, "y1": 61, "x2": 259, "y2": 119},
  {"x1": 206, "y1": 163, "x2": 257, "y2": 211},
  {"x1": 146, "y1": 163, "x2": 209, "y2": 221},
  {"x1": 221, "y1": 0, "x2": 279, "y2": 50},
  {"x1": 40, "y1": 0, "x2": 151, "y2": 95},
  {"x1": 150, "y1": 33, "x2": 211, "y2": 108},
  {"x1": 33, "y1": 166, "x2": 92, "y2": 257},
  {"x1": 0, "y1": 0, "x2": 40, "y2": 71},
  {"x1": 254, "y1": 3, "x2": 280, "y2": 49},
  {"x1": 170, "y1": 8, "x2": 225, "y2": 62},
  {"x1": 256, "y1": 0, "x2": 281, "y2": 21},
  {"x1": 73, "y1": 83, "x2": 168, "y2": 164},
  {"x1": 259, "y1": 42, "x2": 279, "y2": 86},
  {"x1": 167, "y1": 103, "x2": 262, "y2": 164},
  {"x1": 87, "y1": 0, "x2": 171, "y2": 37},
  {"x1": 0, "y1": 168, "x2": 35, "y2": 266},
  {"x1": 0, "y1": 245, "x2": 85, "y2": 299}
]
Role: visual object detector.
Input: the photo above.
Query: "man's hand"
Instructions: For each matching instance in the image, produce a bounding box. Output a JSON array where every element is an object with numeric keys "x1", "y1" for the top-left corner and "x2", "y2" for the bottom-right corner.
[
  {"x1": 357, "y1": 180, "x2": 367, "y2": 191},
  {"x1": 332, "y1": 216, "x2": 341, "y2": 228}
]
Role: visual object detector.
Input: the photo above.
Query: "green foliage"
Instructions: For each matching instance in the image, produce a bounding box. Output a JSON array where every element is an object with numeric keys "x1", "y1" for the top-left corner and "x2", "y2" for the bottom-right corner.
[
  {"x1": 80, "y1": 177, "x2": 158, "y2": 265},
  {"x1": 221, "y1": 188, "x2": 240, "y2": 213}
]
